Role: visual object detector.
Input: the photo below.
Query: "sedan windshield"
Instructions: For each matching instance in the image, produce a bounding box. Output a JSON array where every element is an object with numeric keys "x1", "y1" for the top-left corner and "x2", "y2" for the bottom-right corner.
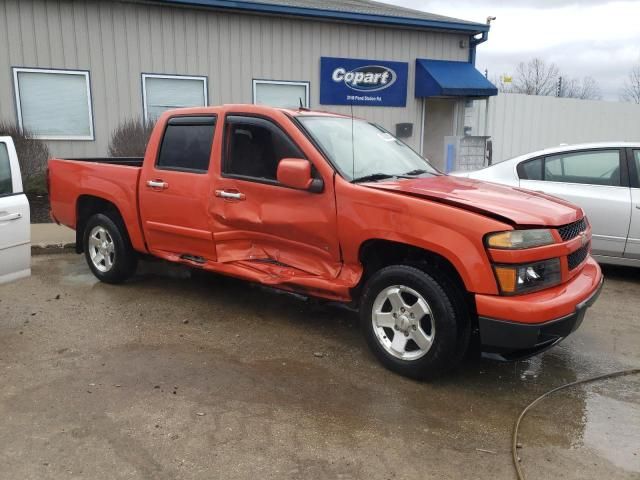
[{"x1": 296, "y1": 116, "x2": 439, "y2": 182}]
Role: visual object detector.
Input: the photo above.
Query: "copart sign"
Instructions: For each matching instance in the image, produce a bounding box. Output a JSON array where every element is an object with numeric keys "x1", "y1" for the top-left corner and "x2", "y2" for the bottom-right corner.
[{"x1": 320, "y1": 57, "x2": 408, "y2": 107}]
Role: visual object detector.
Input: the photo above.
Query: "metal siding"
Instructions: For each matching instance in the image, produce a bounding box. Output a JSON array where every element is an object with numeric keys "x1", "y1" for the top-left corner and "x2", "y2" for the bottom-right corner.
[
  {"x1": 476, "y1": 93, "x2": 640, "y2": 163},
  {"x1": 0, "y1": 0, "x2": 468, "y2": 157}
]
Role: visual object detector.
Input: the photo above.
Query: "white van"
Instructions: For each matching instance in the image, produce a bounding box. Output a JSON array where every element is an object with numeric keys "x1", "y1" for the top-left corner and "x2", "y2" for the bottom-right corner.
[{"x1": 0, "y1": 136, "x2": 30, "y2": 284}]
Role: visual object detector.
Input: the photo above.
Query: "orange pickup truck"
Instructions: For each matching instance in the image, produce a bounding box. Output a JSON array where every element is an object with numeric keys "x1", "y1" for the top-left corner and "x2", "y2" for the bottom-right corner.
[{"x1": 48, "y1": 104, "x2": 603, "y2": 379}]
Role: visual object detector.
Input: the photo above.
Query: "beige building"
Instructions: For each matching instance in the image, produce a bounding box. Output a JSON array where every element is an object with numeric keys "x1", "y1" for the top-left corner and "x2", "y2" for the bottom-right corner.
[{"x1": 0, "y1": 0, "x2": 496, "y2": 169}]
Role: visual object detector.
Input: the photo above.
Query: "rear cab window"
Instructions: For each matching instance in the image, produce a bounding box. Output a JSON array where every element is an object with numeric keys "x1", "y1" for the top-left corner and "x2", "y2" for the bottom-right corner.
[
  {"x1": 518, "y1": 149, "x2": 623, "y2": 186},
  {"x1": 0, "y1": 142, "x2": 13, "y2": 196},
  {"x1": 156, "y1": 116, "x2": 216, "y2": 173}
]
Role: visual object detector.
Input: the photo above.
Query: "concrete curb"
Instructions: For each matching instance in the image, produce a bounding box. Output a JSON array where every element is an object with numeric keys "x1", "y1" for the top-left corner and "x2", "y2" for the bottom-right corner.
[
  {"x1": 31, "y1": 243, "x2": 76, "y2": 255},
  {"x1": 30, "y1": 224, "x2": 76, "y2": 255}
]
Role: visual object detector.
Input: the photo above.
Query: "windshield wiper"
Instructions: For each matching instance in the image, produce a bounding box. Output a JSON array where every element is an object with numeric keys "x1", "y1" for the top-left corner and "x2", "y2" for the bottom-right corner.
[
  {"x1": 352, "y1": 173, "x2": 399, "y2": 183},
  {"x1": 403, "y1": 169, "x2": 437, "y2": 177}
]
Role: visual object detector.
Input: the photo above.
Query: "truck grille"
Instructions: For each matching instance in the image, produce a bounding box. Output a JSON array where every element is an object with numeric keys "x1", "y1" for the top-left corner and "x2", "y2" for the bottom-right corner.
[
  {"x1": 568, "y1": 242, "x2": 590, "y2": 270},
  {"x1": 557, "y1": 218, "x2": 587, "y2": 242}
]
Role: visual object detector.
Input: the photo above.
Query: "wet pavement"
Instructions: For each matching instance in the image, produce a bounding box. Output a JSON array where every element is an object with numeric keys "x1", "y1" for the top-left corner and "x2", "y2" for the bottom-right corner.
[{"x1": 0, "y1": 254, "x2": 638, "y2": 479}]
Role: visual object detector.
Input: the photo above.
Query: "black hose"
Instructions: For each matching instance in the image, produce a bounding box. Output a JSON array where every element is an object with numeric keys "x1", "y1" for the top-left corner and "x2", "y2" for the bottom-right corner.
[{"x1": 512, "y1": 368, "x2": 640, "y2": 480}]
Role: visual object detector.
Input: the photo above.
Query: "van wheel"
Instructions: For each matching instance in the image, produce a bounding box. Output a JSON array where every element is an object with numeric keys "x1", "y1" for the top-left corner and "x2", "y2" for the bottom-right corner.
[
  {"x1": 359, "y1": 265, "x2": 468, "y2": 380},
  {"x1": 83, "y1": 213, "x2": 137, "y2": 284}
]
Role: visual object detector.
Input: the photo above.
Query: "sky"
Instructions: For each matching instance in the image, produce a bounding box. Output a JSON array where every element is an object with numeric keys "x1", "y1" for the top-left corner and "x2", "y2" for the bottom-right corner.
[{"x1": 384, "y1": 0, "x2": 640, "y2": 101}]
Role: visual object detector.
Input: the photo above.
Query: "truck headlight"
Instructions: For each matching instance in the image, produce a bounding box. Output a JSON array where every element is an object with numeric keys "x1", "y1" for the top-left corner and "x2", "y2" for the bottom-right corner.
[
  {"x1": 486, "y1": 229, "x2": 555, "y2": 250},
  {"x1": 494, "y1": 258, "x2": 561, "y2": 295}
]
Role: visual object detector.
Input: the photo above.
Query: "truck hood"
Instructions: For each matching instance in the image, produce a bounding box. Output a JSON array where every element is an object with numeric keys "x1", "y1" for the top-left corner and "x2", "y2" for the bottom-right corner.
[{"x1": 366, "y1": 175, "x2": 582, "y2": 227}]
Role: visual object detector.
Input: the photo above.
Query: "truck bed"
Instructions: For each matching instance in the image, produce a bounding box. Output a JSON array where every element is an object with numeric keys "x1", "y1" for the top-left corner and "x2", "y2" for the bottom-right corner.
[
  {"x1": 62, "y1": 157, "x2": 144, "y2": 167},
  {"x1": 48, "y1": 156, "x2": 147, "y2": 252}
]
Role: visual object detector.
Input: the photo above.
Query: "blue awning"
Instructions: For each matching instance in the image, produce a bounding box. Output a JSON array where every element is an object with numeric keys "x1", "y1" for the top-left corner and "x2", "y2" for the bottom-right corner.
[{"x1": 415, "y1": 59, "x2": 498, "y2": 98}]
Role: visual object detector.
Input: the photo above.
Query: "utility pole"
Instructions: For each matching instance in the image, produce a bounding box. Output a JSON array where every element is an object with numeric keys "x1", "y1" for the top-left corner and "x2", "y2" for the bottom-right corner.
[{"x1": 556, "y1": 76, "x2": 563, "y2": 97}]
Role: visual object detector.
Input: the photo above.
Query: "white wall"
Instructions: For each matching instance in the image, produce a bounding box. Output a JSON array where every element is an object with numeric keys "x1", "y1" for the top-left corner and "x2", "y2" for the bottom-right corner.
[{"x1": 466, "y1": 93, "x2": 640, "y2": 163}]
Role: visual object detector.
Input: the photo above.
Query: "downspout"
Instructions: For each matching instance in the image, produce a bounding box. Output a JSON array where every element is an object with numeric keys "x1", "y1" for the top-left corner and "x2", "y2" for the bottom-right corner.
[
  {"x1": 469, "y1": 27, "x2": 492, "y2": 164},
  {"x1": 469, "y1": 31, "x2": 488, "y2": 66}
]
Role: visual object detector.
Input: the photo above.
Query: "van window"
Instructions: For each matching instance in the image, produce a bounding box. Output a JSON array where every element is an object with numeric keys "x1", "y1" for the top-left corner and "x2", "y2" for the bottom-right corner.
[
  {"x1": 223, "y1": 116, "x2": 304, "y2": 181},
  {"x1": 156, "y1": 117, "x2": 216, "y2": 172},
  {"x1": 0, "y1": 143, "x2": 12, "y2": 195}
]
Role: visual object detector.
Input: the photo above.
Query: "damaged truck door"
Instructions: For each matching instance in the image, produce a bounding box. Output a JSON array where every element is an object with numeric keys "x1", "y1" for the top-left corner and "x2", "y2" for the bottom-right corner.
[{"x1": 210, "y1": 114, "x2": 342, "y2": 279}]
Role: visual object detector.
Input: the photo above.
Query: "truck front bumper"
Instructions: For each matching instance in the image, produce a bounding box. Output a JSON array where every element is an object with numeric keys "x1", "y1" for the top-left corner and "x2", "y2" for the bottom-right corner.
[{"x1": 475, "y1": 257, "x2": 603, "y2": 360}]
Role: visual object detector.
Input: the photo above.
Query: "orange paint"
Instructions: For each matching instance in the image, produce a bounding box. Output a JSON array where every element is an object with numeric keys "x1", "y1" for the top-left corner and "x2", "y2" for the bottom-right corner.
[{"x1": 48, "y1": 104, "x2": 602, "y2": 323}]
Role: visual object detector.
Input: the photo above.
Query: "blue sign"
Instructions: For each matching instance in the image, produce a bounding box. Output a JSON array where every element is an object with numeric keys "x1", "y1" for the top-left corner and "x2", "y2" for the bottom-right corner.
[{"x1": 320, "y1": 57, "x2": 408, "y2": 107}]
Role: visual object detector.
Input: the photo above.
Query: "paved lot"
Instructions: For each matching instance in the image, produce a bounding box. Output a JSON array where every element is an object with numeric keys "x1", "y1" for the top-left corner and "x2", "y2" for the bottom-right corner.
[{"x1": 1, "y1": 254, "x2": 639, "y2": 480}]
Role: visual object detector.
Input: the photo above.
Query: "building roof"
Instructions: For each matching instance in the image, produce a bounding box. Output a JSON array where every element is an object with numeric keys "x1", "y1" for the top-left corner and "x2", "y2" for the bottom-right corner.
[{"x1": 153, "y1": 0, "x2": 489, "y2": 33}]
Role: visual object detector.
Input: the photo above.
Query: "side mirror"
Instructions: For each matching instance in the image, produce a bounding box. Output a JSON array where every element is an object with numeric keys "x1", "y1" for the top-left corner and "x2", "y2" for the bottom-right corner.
[{"x1": 277, "y1": 158, "x2": 324, "y2": 193}]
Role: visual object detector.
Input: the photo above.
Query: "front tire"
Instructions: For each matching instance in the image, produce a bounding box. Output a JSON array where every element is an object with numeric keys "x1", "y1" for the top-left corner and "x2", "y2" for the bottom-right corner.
[
  {"x1": 83, "y1": 213, "x2": 137, "y2": 284},
  {"x1": 360, "y1": 265, "x2": 469, "y2": 380}
]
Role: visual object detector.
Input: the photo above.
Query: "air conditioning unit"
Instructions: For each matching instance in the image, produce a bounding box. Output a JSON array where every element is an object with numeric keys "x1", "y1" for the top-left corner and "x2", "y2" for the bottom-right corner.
[{"x1": 443, "y1": 135, "x2": 492, "y2": 172}]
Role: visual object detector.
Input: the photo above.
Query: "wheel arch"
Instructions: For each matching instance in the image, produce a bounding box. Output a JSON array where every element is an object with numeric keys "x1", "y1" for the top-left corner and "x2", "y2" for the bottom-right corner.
[
  {"x1": 75, "y1": 195, "x2": 130, "y2": 254},
  {"x1": 354, "y1": 238, "x2": 476, "y2": 313}
]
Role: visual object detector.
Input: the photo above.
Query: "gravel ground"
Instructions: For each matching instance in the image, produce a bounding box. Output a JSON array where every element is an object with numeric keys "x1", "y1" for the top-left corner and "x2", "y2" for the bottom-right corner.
[{"x1": 0, "y1": 254, "x2": 638, "y2": 480}]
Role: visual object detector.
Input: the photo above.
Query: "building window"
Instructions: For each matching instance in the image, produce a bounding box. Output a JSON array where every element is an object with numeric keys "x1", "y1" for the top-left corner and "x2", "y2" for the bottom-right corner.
[
  {"x1": 12, "y1": 68, "x2": 94, "y2": 140},
  {"x1": 253, "y1": 80, "x2": 310, "y2": 109},
  {"x1": 142, "y1": 74, "x2": 208, "y2": 123}
]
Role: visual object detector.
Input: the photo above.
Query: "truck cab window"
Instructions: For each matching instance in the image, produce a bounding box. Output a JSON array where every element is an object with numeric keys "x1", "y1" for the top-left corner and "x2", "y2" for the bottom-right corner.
[
  {"x1": 223, "y1": 116, "x2": 303, "y2": 181},
  {"x1": 0, "y1": 143, "x2": 12, "y2": 195},
  {"x1": 157, "y1": 117, "x2": 216, "y2": 172}
]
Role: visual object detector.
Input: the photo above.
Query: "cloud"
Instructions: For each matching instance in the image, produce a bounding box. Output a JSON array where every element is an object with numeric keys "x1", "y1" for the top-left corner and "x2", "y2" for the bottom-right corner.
[{"x1": 384, "y1": 0, "x2": 640, "y2": 100}]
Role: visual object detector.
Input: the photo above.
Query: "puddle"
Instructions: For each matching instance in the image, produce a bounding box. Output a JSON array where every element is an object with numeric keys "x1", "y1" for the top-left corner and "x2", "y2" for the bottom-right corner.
[
  {"x1": 60, "y1": 258, "x2": 100, "y2": 286},
  {"x1": 578, "y1": 389, "x2": 640, "y2": 472}
]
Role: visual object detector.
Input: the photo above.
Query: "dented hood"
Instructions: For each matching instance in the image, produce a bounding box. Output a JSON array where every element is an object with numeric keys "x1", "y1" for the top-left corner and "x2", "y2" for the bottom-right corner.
[{"x1": 367, "y1": 175, "x2": 583, "y2": 227}]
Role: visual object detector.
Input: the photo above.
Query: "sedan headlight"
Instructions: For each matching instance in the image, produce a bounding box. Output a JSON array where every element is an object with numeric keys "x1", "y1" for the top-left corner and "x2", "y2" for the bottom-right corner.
[
  {"x1": 486, "y1": 229, "x2": 555, "y2": 250},
  {"x1": 494, "y1": 258, "x2": 561, "y2": 295}
]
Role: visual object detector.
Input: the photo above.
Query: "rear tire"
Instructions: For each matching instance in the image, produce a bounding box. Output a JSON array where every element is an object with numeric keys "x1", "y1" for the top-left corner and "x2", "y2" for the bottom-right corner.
[
  {"x1": 359, "y1": 265, "x2": 469, "y2": 380},
  {"x1": 83, "y1": 213, "x2": 137, "y2": 284}
]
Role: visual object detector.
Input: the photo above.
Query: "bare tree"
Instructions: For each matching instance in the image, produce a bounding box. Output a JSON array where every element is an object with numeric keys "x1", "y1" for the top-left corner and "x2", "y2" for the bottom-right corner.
[
  {"x1": 0, "y1": 120, "x2": 50, "y2": 180},
  {"x1": 511, "y1": 58, "x2": 559, "y2": 96},
  {"x1": 620, "y1": 64, "x2": 640, "y2": 104},
  {"x1": 559, "y1": 76, "x2": 602, "y2": 100},
  {"x1": 108, "y1": 118, "x2": 156, "y2": 157}
]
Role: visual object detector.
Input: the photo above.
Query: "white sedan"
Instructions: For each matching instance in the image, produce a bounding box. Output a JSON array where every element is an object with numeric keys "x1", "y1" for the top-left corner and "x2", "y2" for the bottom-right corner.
[
  {"x1": 0, "y1": 136, "x2": 30, "y2": 284},
  {"x1": 453, "y1": 142, "x2": 640, "y2": 267}
]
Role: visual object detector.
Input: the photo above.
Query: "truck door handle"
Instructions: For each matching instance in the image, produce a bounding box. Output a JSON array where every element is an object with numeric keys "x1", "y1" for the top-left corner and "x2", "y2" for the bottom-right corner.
[
  {"x1": 0, "y1": 212, "x2": 22, "y2": 222},
  {"x1": 215, "y1": 190, "x2": 246, "y2": 200},
  {"x1": 146, "y1": 180, "x2": 168, "y2": 189}
]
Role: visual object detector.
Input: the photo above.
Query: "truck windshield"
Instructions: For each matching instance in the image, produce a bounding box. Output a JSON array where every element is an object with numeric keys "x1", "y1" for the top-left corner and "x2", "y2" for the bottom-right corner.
[{"x1": 296, "y1": 116, "x2": 439, "y2": 182}]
